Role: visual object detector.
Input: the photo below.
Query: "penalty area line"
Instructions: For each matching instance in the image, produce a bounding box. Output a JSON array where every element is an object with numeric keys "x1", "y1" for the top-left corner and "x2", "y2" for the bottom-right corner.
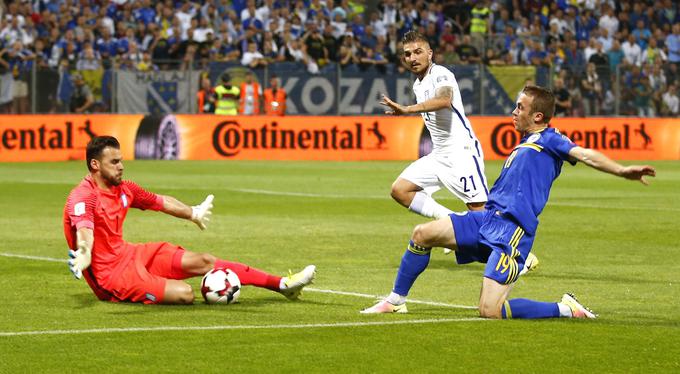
[{"x1": 0, "y1": 318, "x2": 487, "y2": 337}]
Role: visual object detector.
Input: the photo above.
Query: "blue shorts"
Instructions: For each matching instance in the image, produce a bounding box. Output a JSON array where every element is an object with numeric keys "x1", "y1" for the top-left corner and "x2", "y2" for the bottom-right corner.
[{"x1": 450, "y1": 210, "x2": 535, "y2": 284}]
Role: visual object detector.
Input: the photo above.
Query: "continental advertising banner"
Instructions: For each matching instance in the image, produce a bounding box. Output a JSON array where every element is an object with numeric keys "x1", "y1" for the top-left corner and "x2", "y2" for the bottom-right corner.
[
  {"x1": 473, "y1": 117, "x2": 680, "y2": 161},
  {"x1": 0, "y1": 115, "x2": 421, "y2": 162},
  {"x1": 0, "y1": 115, "x2": 677, "y2": 162}
]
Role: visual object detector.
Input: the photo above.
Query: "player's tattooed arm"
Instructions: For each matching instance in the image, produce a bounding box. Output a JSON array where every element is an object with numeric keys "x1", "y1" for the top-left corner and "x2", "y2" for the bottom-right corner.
[
  {"x1": 381, "y1": 85, "x2": 453, "y2": 115},
  {"x1": 405, "y1": 86, "x2": 453, "y2": 113},
  {"x1": 434, "y1": 86, "x2": 454, "y2": 101}
]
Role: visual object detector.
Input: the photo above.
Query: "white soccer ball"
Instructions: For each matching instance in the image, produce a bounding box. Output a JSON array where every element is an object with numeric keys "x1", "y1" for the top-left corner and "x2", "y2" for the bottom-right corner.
[{"x1": 200, "y1": 268, "x2": 241, "y2": 305}]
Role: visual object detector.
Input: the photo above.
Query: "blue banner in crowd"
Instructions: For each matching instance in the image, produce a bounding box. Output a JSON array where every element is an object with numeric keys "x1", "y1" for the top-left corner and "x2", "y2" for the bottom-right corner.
[{"x1": 208, "y1": 62, "x2": 536, "y2": 116}]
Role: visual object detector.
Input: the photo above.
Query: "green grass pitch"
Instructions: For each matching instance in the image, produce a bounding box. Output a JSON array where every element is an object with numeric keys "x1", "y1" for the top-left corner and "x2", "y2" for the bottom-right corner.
[{"x1": 0, "y1": 159, "x2": 679, "y2": 372}]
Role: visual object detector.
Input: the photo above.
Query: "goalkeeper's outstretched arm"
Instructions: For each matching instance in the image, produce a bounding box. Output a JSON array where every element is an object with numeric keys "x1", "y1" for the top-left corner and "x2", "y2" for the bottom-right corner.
[{"x1": 159, "y1": 194, "x2": 214, "y2": 230}]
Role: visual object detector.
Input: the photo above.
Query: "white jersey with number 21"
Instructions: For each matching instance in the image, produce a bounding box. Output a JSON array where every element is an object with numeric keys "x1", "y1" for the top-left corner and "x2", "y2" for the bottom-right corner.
[
  {"x1": 412, "y1": 63, "x2": 480, "y2": 155},
  {"x1": 401, "y1": 63, "x2": 488, "y2": 203}
]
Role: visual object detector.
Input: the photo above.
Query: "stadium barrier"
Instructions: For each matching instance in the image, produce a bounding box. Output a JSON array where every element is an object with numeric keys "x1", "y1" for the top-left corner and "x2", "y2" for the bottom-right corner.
[{"x1": 0, "y1": 115, "x2": 678, "y2": 162}]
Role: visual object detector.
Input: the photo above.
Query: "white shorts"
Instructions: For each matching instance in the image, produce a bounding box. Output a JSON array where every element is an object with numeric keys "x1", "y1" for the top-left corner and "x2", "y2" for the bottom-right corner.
[{"x1": 399, "y1": 151, "x2": 488, "y2": 204}]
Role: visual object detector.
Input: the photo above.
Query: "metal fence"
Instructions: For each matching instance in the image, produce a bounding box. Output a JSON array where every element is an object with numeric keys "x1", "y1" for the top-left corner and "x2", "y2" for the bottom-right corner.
[{"x1": 1, "y1": 60, "x2": 675, "y2": 117}]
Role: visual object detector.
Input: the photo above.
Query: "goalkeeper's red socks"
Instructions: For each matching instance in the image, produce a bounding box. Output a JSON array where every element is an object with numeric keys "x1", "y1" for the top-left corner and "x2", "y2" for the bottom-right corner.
[{"x1": 215, "y1": 260, "x2": 282, "y2": 291}]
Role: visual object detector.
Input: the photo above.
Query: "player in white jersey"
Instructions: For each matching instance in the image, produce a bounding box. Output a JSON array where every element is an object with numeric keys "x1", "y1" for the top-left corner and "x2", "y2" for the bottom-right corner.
[
  {"x1": 380, "y1": 30, "x2": 539, "y2": 267},
  {"x1": 381, "y1": 30, "x2": 488, "y2": 219}
]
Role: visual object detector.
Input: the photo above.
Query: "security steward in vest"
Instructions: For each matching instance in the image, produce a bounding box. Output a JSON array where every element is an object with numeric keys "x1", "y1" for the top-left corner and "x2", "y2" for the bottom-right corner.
[
  {"x1": 263, "y1": 74, "x2": 286, "y2": 116},
  {"x1": 214, "y1": 73, "x2": 240, "y2": 115}
]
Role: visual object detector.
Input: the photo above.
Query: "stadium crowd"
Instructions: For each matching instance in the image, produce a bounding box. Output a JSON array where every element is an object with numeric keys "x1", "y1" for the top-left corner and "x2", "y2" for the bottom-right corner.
[{"x1": 0, "y1": 0, "x2": 678, "y2": 117}]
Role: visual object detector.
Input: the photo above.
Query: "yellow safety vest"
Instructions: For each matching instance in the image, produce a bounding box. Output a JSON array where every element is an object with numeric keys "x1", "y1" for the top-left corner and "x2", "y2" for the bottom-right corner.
[
  {"x1": 471, "y1": 7, "x2": 489, "y2": 34},
  {"x1": 214, "y1": 85, "x2": 240, "y2": 115}
]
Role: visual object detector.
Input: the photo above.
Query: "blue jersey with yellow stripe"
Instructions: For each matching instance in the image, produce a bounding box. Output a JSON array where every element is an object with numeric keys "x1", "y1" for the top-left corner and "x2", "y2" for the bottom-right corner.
[{"x1": 485, "y1": 127, "x2": 576, "y2": 235}]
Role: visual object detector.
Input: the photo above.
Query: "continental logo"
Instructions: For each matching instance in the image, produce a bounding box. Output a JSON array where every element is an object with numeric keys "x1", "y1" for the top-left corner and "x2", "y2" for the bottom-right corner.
[
  {"x1": 212, "y1": 120, "x2": 386, "y2": 157},
  {"x1": 490, "y1": 122, "x2": 653, "y2": 157},
  {"x1": 0, "y1": 120, "x2": 96, "y2": 151}
]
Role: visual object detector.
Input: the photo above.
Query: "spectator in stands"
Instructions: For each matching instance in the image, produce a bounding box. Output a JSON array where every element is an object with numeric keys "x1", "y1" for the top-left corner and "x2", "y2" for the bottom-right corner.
[
  {"x1": 494, "y1": 8, "x2": 512, "y2": 35},
  {"x1": 358, "y1": 44, "x2": 388, "y2": 73},
  {"x1": 77, "y1": 44, "x2": 102, "y2": 72},
  {"x1": 564, "y1": 39, "x2": 586, "y2": 74},
  {"x1": 588, "y1": 41, "x2": 610, "y2": 88},
  {"x1": 241, "y1": 41, "x2": 268, "y2": 68},
  {"x1": 583, "y1": 37, "x2": 598, "y2": 62},
  {"x1": 647, "y1": 63, "x2": 667, "y2": 112},
  {"x1": 553, "y1": 77, "x2": 572, "y2": 117},
  {"x1": 303, "y1": 22, "x2": 328, "y2": 69},
  {"x1": 622, "y1": 34, "x2": 642, "y2": 67},
  {"x1": 661, "y1": 83, "x2": 679, "y2": 116},
  {"x1": 457, "y1": 34, "x2": 481, "y2": 64},
  {"x1": 330, "y1": 11, "x2": 347, "y2": 39},
  {"x1": 440, "y1": 41, "x2": 461, "y2": 65},
  {"x1": 6, "y1": 40, "x2": 33, "y2": 114},
  {"x1": 263, "y1": 74, "x2": 286, "y2": 116},
  {"x1": 641, "y1": 38, "x2": 668, "y2": 66},
  {"x1": 581, "y1": 62, "x2": 602, "y2": 116},
  {"x1": 599, "y1": 4, "x2": 619, "y2": 41},
  {"x1": 321, "y1": 24, "x2": 338, "y2": 63},
  {"x1": 69, "y1": 73, "x2": 95, "y2": 114},
  {"x1": 666, "y1": 23, "x2": 680, "y2": 65},
  {"x1": 632, "y1": 19, "x2": 652, "y2": 50},
  {"x1": 634, "y1": 76, "x2": 654, "y2": 117},
  {"x1": 607, "y1": 38, "x2": 624, "y2": 74},
  {"x1": 338, "y1": 32, "x2": 359, "y2": 68}
]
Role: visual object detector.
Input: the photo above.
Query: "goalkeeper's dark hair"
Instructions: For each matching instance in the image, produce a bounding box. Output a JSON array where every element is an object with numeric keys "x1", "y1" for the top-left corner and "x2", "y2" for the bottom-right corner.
[
  {"x1": 402, "y1": 30, "x2": 430, "y2": 47},
  {"x1": 86, "y1": 136, "x2": 120, "y2": 171},
  {"x1": 521, "y1": 85, "x2": 555, "y2": 124}
]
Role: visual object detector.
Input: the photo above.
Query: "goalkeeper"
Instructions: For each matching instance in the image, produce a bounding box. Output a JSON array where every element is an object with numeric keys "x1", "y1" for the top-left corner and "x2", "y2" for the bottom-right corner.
[{"x1": 63, "y1": 136, "x2": 315, "y2": 304}]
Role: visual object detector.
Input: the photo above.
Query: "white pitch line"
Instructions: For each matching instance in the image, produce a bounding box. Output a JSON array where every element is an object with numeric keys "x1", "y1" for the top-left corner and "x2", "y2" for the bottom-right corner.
[
  {"x1": 0, "y1": 252, "x2": 478, "y2": 309},
  {"x1": 228, "y1": 187, "x2": 385, "y2": 199},
  {"x1": 0, "y1": 318, "x2": 487, "y2": 337},
  {"x1": 305, "y1": 287, "x2": 478, "y2": 309},
  {"x1": 0, "y1": 252, "x2": 68, "y2": 263}
]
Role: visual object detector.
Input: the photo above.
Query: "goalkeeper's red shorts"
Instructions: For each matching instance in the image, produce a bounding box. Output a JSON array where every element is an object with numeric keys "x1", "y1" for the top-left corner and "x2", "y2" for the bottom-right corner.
[{"x1": 101, "y1": 242, "x2": 190, "y2": 304}]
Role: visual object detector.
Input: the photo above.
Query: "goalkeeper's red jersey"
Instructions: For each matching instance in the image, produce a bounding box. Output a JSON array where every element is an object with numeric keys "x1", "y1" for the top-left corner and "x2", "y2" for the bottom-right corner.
[{"x1": 63, "y1": 175, "x2": 163, "y2": 299}]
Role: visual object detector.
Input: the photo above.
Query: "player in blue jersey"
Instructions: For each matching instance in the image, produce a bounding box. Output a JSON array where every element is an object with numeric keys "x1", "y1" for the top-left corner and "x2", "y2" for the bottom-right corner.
[{"x1": 362, "y1": 85, "x2": 656, "y2": 318}]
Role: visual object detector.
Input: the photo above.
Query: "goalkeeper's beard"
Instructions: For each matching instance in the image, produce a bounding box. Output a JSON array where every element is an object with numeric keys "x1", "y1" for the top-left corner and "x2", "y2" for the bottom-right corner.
[{"x1": 102, "y1": 170, "x2": 123, "y2": 186}]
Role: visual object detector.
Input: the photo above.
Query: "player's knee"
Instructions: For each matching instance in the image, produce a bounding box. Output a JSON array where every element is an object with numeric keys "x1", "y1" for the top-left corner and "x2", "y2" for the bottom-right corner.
[
  {"x1": 177, "y1": 284, "x2": 195, "y2": 304},
  {"x1": 478, "y1": 303, "x2": 502, "y2": 319},
  {"x1": 411, "y1": 224, "x2": 433, "y2": 247},
  {"x1": 390, "y1": 182, "x2": 404, "y2": 202}
]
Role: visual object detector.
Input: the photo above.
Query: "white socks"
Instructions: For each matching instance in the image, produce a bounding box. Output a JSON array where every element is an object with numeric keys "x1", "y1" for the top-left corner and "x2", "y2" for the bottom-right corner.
[
  {"x1": 387, "y1": 292, "x2": 407, "y2": 305},
  {"x1": 408, "y1": 191, "x2": 453, "y2": 219},
  {"x1": 557, "y1": 302, "x2": 573, "y2": 317}
]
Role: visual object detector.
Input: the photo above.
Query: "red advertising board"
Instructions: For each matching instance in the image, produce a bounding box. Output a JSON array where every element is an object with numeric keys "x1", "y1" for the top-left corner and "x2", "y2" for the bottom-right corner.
[{"x1": 0, "y1": 115, "x2": 678, "y2": 161}]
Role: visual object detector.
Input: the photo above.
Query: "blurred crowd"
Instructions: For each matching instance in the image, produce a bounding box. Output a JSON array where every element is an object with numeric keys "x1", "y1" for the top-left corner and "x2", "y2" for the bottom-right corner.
[{"x1": 0, "y1": 0, "x2": 679, "y2": 117}]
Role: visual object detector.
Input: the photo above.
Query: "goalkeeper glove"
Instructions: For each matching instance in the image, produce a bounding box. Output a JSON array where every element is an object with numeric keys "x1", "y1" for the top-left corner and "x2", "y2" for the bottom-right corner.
[
  {"x1": 68, "y1": 240, "x2": 91, "y2": 279},
  {"x1": 191, "y1": 194, "x2": 214, "y2": 230}
]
